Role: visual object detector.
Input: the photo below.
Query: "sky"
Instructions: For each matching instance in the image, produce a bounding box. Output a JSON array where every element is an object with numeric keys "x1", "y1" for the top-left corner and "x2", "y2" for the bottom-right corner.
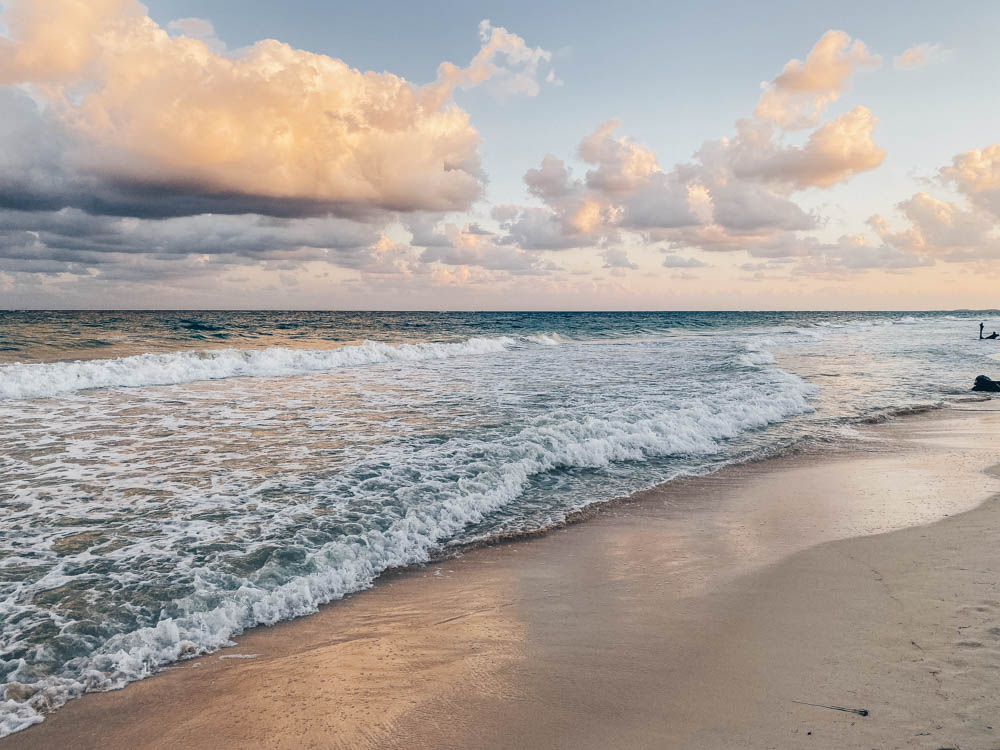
[{"x1": 1, "y1": 0, "x2": 999, "y2": 310}]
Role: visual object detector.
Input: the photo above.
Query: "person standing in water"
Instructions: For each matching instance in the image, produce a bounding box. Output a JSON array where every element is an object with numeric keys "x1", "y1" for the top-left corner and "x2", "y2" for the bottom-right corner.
[{"x1": 981, "y1": 322, "x2": 985, "y2": 339}]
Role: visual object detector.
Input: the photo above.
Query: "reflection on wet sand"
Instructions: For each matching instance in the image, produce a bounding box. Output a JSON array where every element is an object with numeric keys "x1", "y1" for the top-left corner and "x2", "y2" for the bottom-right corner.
[{"x1": 12, "y1": 406, "x2": 1000, "y2": 749}]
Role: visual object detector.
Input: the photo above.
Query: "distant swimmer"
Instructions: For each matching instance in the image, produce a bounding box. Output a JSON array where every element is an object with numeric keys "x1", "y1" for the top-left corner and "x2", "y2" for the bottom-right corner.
[{"x1": 981, "y1": 321, "x2": 985, "y2": 339}]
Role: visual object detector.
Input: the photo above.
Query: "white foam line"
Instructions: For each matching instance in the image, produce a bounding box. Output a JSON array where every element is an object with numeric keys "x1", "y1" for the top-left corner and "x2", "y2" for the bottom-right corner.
[{"x1": 0, "y1": 335, "x2": 559, "y2": 401}]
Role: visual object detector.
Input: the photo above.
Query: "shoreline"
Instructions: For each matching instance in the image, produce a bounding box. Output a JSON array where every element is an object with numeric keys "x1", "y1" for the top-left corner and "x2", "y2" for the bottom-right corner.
[
  {"x1": 426, "y1": 399, "x2": 984, "y2": 563},
  {"x1": 6, "y1": 403, "x2": 1000, "y2": 748}
]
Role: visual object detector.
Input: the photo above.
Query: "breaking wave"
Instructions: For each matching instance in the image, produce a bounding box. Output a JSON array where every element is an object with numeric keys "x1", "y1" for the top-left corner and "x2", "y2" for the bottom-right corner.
[
  {"x1": 0, "y1": 335, "x2": 558, "y2": 401},
  {"x1": 0, "y1": 355, "x2": 815, "y2": 736}
]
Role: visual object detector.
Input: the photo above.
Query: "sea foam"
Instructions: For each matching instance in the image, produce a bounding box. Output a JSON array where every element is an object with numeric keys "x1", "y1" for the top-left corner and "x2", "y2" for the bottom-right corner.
[
  {"x1": 0, "y1": 342, "x2": 815, "y2": 736},
  {"x1": 0, "y1": 336, "x2": 550, "y2": 401}
]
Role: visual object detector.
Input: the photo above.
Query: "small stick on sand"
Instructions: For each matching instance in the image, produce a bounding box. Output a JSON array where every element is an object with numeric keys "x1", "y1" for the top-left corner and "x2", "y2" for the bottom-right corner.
[{"x1": 791, "y1": 700, "x2": 870, "y2": 717}]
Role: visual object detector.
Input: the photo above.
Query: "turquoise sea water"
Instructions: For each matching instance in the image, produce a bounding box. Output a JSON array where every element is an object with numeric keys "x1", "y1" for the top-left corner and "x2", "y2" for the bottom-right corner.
[{"x1": 0, "y1": 310, "x2": 996, "y2": 735}]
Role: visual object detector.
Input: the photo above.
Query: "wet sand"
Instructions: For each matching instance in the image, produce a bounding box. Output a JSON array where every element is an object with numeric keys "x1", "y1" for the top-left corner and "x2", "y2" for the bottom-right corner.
[{"x1": 6, "y1": 405, "x2": 1000, "y2": 749}]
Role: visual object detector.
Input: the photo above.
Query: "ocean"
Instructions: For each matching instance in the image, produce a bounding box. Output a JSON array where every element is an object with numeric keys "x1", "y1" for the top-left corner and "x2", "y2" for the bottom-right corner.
[{"x1": 0, "y1": 310, "x2": 994, "y2": 736}]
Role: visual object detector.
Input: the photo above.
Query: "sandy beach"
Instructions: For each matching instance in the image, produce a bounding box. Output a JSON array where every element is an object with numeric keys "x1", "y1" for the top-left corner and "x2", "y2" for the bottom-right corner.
[{"x1": 6, "y1": 404, "x2": 1000, "y2": 749}]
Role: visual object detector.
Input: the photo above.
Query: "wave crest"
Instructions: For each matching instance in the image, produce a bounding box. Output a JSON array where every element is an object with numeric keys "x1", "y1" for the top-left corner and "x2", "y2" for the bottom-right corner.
[{"x1": 0, "y1": 336, "x2": 553, "y2": 401}]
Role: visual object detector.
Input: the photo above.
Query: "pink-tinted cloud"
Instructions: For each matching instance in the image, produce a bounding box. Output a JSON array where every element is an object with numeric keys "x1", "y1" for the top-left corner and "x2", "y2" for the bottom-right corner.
[
  {"x1": 940, "y1": 144, "x2": 1000, "y2": 217},
  {"x1": 754, "y1": 30, "x2": 880, "y2": 130},
  {"x1": 578, "y1": 120, "x2": 660, "y2": 194},
  {"x1": 731, "y1": 107, "x2": 886, "y2": 188},
  {"x1": 495, "y1": 30, "x2": 886, "y2": 263},
  {"x1": 863, "y1": 144, "x2": 1000, "y2": 264},
  {"x1": 870, "y1": 192, "x2": 1000, "y2": 261},
  {"x1": 0, "y1": 0, "x2": 554, "y2": 215}
]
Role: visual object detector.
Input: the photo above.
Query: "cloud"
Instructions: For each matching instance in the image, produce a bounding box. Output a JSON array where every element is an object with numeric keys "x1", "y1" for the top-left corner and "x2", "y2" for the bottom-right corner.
[
  {"x1": 404, "y1": 214, "x2": 452, "y2": 248},
  {"x1": 492, "y1": 204, "x2": 590, "y2": 250},
  {"x1": 601, "y1": 248, "x2": 639, "y2": 270},
  {"x1": 691, "y1": 175, "x2": 814, "y2": 231},
  {"x1": 0, "y1": 89, "x2": 402, "y2": 220},
  {"x1": 0, "y1": 208, "x2": 524, "y2": 291},
  {"x1": 0, "y1": 208, "x2": 381, "y2": 270},
  {"x1": 434, "y1": 19, "x2": 555, "y2": 99},
  {"x1": 358, "y1": 235, "x2": 424, "y2": 277},
  {"x1": 855, "y1": 144, "x2": 1000, "y2": 264},
  {"x1": 0, "y1": 16, "x2": 942, "y2": 299},
  {"x1": 524, "y1": 155, "x2": 575, "y2": 201},
  {"x1": 496, "y1": 121, "x2": 696, "y2": 250},
  {"x1": 893, "y1": 43, "x2": 950, "y2": 70},
  {"x1": 798, "y1": 234, "x2": 930, "y2": 270},
  {"x1": 869, "y1": 193, "x2": 1000, "y2": 261},
  {"x1": 739, "y1": 261, "x2": 787, "y2": 273},
  {"x1": 754, "y1": 30, "x2": 880, "y2": 130},
  {"x1": 494, "y1": 30, "x2": 886, "y2": 260},
  {"x1": 940, "y1": 144, "x2": 1000, "y2": 217},
  {"x1": 0, "y1": 0, "x2": 554, "y2": 218},
  {"x1": 729, "y1": 107, "x2": 886, "y2": 188},
  {"x1": 578, "y1": 120, "x2": 660, "y2": 194},
  {"x1": 416, "y1": 222, "x2": 554, "y2": 274},
  {"x1": 499, "y1": 115, "x2": 822, "y2": 252},
  {"x1": 661, "y1": 254, "x2": 708, "y2": 268},
  {"x1": 619, "y1": 174, "x2": 702, "y2": 230},
  {"x1": 716, "y1": 231, "x2": 927, "y2": 273}
]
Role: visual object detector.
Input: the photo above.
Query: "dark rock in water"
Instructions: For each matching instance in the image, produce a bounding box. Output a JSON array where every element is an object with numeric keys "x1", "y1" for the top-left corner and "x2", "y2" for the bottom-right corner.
[{"x1": 972, "y1": 375, "x2": 1000, "y2": 392}]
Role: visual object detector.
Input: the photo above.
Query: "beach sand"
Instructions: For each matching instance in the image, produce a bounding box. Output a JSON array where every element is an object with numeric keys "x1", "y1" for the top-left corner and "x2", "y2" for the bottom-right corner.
[{"x1": 6, "y1": 405, "x2": 1000, "y2": 749}]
